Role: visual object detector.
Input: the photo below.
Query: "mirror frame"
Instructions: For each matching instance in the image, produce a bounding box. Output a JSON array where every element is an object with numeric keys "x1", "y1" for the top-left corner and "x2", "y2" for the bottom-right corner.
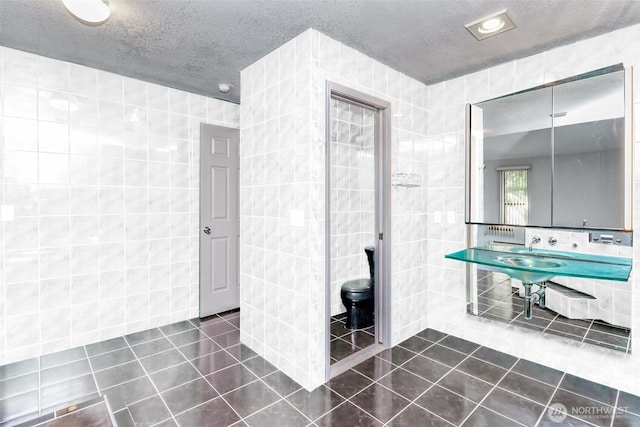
[{"x1": 465, "y1": 64, "x2": 634, "y2": 231}]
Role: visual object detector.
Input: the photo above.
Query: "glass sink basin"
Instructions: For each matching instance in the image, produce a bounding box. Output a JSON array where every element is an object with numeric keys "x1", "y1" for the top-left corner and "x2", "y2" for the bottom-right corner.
[
  {"x1": 495, "y1": 256, "x2": 563, "y2": 269},
  {"x1": 494, "y1": 255, "x2": 563, "y2": 283},
  {"x1": 444, "y1": 245, "x2": 632, "y2": 283}
]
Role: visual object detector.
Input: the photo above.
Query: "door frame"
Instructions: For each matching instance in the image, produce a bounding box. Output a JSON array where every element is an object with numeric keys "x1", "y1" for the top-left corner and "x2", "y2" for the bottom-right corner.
[{"x1": 324, "y1": 81, "x2": 392, "y2": 380}]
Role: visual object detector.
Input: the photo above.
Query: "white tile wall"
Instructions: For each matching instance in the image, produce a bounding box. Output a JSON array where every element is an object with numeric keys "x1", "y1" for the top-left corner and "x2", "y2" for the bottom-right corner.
[
  {"x1": 431, "y1": 24, "x2": 640, "y2": 395},
  {"x1": 240, "y1": 32, "x2": 320, "y2": 390},
  {"x1": 0, "y1": 47, "x2": 239, "y2": 364},
  {"x1": 240, "y1": 29, "x2": 431, "y2": 391}
]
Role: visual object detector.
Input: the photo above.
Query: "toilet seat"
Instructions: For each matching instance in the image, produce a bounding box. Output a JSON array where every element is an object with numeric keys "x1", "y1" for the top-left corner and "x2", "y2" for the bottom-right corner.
[{"x1": 341, "y1": 278, "x2": 373, "y2": 302}]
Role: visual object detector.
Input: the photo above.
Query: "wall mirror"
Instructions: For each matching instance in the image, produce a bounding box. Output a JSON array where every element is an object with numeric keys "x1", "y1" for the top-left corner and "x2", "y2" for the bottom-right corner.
[{"x1": 466, "y1": 65, "x2": 633, "y2": 230}]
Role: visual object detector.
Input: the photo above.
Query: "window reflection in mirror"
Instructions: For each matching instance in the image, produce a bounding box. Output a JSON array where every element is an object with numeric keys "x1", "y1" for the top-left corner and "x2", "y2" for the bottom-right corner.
[{"x1": 500, "y1": 167, "x2": 529, "y2": 225}]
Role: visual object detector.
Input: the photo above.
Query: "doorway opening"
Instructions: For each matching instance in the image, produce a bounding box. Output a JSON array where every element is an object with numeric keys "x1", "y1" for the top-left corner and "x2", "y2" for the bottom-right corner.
[{"x1": 325, "y1": 82, "x2": 391, "y2": 379}]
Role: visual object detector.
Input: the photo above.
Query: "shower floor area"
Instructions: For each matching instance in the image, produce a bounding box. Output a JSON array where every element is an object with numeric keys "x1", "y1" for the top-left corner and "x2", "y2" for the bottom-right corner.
[
  {"x1": 468, "y1": 270, "x2": 631, "y2": 353},
  {"x1": 330, "y1": 313, "x2": 376, "y2": 363}
]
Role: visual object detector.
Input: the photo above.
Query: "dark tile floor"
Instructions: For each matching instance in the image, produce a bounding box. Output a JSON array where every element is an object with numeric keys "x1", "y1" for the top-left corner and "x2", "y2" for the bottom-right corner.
[
  {"x1": 2, "y1": 310, "x2": 640, "y2": 426},
  {"x1": 469, "y1": 270, "x2": 631, "y2": 353},
  {"x1": 330, "y1": 314, "x2": 375, "y2": 363}
]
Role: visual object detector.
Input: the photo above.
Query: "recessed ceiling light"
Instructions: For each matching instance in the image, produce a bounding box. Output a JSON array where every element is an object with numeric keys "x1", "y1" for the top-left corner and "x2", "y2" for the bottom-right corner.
[
  {"x1": 465, "y1": 9, "x2": 516, "y2": 41},
  {"x1": 61, "y1": 0, "x2": 110, "y2": 25},
  {"x1": 218, "y1": 83, "x2": 231, "y2": 93},
  {"x1": 478, "y1": 18, "x2": 505, "y2": 34}
]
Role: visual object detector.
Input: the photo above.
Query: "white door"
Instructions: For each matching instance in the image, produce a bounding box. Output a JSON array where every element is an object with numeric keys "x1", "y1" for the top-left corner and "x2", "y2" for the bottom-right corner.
[{"x1": 199, "y1": 124, "x2": 240, "y2": 317}]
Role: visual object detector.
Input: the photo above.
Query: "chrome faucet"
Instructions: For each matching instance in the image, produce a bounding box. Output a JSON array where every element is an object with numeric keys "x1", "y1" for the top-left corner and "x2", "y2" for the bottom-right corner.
[{"x1": 529, "y1": 235, "x2": 541, "y2": 252}]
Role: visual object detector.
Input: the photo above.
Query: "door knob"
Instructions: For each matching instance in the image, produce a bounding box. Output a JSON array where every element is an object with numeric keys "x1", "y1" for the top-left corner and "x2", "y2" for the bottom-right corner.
[{"x1": 203, "y1": 227, "x2": 211, "y2": 234}]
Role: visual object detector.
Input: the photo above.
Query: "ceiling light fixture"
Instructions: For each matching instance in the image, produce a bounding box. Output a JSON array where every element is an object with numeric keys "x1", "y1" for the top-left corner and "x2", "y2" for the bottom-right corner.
[
  {"x1": 478, "y1": 18, "x2": 505, "y2": 34},
  {"x1": 465, "y1": 9, "x2": 515, "y2": 41},
  {"x1": 61, "y1": 0, "x2": 110, "y2": 25},
  {"x1": 218, "y1": 83, "x2": 231, "y2": 93}
]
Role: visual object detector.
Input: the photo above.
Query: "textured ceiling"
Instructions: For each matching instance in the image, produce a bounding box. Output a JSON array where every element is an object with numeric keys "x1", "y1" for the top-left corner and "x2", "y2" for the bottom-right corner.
[{"x1": 1, "y1": 0, "x2": 640, "y2": 103}]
